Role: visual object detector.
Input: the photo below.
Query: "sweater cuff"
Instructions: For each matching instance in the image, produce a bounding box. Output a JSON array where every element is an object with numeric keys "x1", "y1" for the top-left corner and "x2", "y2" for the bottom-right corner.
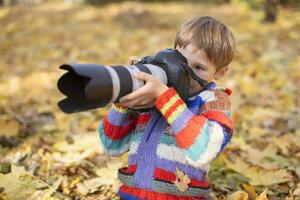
[
  {"x1": 154, "y1": 87, "x2": 187, "y2": 124},
  {"x1": 112, "y1": 103, "x2": 130, "y2": 114}
]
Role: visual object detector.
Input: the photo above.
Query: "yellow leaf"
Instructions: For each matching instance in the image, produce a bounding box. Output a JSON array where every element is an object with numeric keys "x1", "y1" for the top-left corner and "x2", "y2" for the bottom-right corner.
[
  {"x1": 285, "y1": 196, "x2": 294, "y2": 200},
  {"x1": 0, "y1": 117, "x2": 20, "y2": 137},
  {"x1": 224, "y1": 158, "x2": 293, "y2": 186},
  {"x1": 0, "y1": 8, "x2": 9, "y2": 19},
  {"x1": 96, "y1": 167, "x2": 117, "y2": 180},
  {"x1": 244, "y1": 144, "x2": 278, "y2": 169},
  {"x1": 76, "y1": 183, "x2": 89, "y2": 196},
  {"x1": 70, "y1": 176, "x2": 81, "y2": 188},
  {"x1": 0, "y1": 165, "x2": 44, "y2": 199},
  {"x1": 242, "y1": 183, "x2": 257, "y2": 200},
  {"x1": 292, "y1": 188, "x2": 300, "y2": 196},
  {"x1": 231, "y1": 191, "x2": 249, "y2": 200},
  {"x1": 256, "y1": 189, "x2": 268, "y2": 200},
  {"x1": 247, "y1": 167, "x2": 292, "y2": 186}
]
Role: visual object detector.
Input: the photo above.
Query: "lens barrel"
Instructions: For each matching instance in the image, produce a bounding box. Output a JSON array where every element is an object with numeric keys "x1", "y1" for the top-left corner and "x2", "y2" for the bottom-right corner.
[{"x1": 57, "y1": 63, "x2": 167, "y2": 113}]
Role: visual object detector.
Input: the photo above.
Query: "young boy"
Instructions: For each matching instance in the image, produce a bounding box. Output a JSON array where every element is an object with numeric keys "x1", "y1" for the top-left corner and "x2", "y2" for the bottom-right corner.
[{"x1": 98, "y1": 16, "x2": 236, "y2": 200}]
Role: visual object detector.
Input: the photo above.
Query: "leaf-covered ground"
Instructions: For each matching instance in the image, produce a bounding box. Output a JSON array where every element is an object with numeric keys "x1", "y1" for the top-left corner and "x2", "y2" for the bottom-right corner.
[{"x1": 0, "y1": 1, "x2": 300, "y2": 200}]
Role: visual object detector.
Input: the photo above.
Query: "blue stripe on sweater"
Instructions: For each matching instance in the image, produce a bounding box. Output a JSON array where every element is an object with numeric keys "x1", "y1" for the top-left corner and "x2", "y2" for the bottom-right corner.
[
  {"x1": 98, "y1": 122, "x2": 132, "y2": 152},
  {"x1": 187, "y1": 95, "x2": 205, "y2": 108},
  {"x1": 220, "y1": 127, "x2": 231, "y2": 151}
]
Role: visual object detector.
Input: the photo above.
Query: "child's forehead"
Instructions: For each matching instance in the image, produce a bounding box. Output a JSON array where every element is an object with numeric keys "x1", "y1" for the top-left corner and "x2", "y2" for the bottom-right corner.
[{"x1": 178, "y1": 44, "x2": 213, "y2": 68}]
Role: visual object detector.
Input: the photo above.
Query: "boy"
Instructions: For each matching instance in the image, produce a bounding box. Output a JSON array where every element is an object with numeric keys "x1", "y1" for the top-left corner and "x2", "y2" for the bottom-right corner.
[{"x1": 98, "y1": 16, "x2": 236, "y2": 200}]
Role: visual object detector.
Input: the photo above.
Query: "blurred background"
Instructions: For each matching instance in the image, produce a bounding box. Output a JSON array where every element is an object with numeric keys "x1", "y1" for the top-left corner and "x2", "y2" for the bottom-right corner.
[{"x1": 0, "y1": 0, "x2": 299, "y2": 199}]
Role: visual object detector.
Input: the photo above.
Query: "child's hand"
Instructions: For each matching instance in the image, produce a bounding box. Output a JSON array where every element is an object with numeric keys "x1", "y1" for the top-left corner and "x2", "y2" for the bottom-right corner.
[
  {"x1": 128, "y1": 56, "x2": 142, "y2": 65},
  {"x1": 119, "y1": 72, "x2": 169, "y2": 108}
]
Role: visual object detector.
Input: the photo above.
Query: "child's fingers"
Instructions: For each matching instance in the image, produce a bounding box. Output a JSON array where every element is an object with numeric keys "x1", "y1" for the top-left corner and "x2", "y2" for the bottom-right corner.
[
  {"x1": 134, "y1": 72, "x2": 152, "y2": 81},
  {"x1": 122, "y1": 97, "x2": 153, "y2": 108},
  {"x1": 119, "y1": 83, "x2": 150, "y2": 103},
  {"x1": 128, "y1": 56, "x2": 137, "y2": 65},
  {"x1": 123, "y1": 99, "x2": 145, "y2": 107},
  {"x1": 128, "y1": 56, "x2": 142, "y2": 65},
  {"x1": 119, "y1": 90, "x2": 142, "y2": 103},
  {"x1": 120, "y1": 96, "x2": 144, "y2": 107}
]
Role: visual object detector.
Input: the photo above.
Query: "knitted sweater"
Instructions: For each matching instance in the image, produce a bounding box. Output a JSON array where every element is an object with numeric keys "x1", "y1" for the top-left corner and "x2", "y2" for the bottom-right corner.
[{"x1": 98, "y1": 84, "x2": 233, "y2": 200}]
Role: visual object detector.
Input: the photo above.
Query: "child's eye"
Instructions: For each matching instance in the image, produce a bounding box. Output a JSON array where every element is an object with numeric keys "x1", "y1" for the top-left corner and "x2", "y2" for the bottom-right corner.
[{"x1": 195, "y1": 66, "x2": 204, "y2": 70}]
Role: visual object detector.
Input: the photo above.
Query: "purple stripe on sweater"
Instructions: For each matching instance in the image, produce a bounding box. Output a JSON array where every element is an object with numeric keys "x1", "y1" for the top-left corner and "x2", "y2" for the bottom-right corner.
[
  {"x1": 128, "y1": 154, "x2": 206, "y2": 180},
  {"x1": 170, "y1": 108, "x2": 194, "y2": 134},
  {"x1": 107, "y1": 109, "x2": 132, "y2": 126},
  {"x1": 133, "y1": 112, "x2": 167, "y2": 190}
]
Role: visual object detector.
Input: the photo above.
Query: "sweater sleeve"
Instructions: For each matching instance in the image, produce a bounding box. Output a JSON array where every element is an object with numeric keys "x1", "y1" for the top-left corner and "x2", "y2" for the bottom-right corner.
[
  {"x1": 154, "y1": 87, "x2": 233, "y2": 167},
  {"x1": 98, "y1": 104, "x2": 135, "y2": 157}
]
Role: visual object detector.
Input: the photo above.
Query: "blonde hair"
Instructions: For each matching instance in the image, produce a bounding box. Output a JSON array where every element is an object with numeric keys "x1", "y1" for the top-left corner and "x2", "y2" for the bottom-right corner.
[{"x1": 174, "y1": 16, "x2": 236, "y2": 69}]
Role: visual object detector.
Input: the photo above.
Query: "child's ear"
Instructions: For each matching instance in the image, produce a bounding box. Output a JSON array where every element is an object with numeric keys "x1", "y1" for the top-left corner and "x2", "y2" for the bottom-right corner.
[{"x1": 214, "y1": 66, "x2": 229, "y2": 80}]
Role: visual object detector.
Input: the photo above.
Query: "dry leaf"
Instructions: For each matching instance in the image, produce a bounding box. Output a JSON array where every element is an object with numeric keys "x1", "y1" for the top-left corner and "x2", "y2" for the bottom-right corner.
[
  {"x1": 172, "y1": 167, "x2": 191, "y2": 192},
  {"x1": 76, "y1": 183, "x2": 89, "y2": 196},
  {"x1": 256, "y1": 189, "x2": 268, "y2": 200},
  {"x1": 242, "y1": 183, "x2": 257, "y2": 200},
  {"x1": 0, "y1": 165, "x2": 46, "y2": 199},
  {"x1": 292, "y1": 188, "x2": 300, "y2": 196},
  {"x1": 0, "y1": 117, "x2": 20, "y2": 137},
  {"x1": 285, "y1": 196, "x2": 294, "y2": 200},
  {"x1": 231, "y1": 191, "x2": 249, "y2": 200},
  {"x1": 224, "y1": 158, "x2": 293, "y2": 186}
]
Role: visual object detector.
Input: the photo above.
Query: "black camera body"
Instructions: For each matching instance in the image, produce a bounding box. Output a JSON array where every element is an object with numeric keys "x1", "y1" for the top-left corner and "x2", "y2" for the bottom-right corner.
[{"x1": 57, "y1": 49, "x2": 204, "y2": 114}]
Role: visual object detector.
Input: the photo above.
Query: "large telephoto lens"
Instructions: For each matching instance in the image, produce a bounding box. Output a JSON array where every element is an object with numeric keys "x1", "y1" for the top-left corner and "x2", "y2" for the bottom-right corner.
[
  {"x1": 57, "y1": 48, "x2": 192, "y2": 114},
  {"x1": 57, "y1": 63, "x2": 167, "y2": 113}
]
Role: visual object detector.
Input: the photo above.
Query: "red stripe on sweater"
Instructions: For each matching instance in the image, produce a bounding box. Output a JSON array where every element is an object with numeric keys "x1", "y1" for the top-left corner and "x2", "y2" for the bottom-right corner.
[
  {"x1": 155, "y1": 87, "x2": 178, "y2": 111},
  {"x1": 154, "y1": 168, "x2": 210, "y2": 189},
  {"x1": 134, "y1": 113, "x2": 151, "y2": 128},
  {"x1": 175, "y1": 115, "x2": 207, "y2": 149},
  {"x1": 164, "y1": 98, "x2": 185, "y2": 120},
  {"x1": 119, "y1": 166, "x2": 209, "y2": 189},
  {"x1": 202, "y1": 110, "x2": 234, "y2": 131},
  {"x1": 103, "y1": 117, "x2": 133, "y2": 140}
]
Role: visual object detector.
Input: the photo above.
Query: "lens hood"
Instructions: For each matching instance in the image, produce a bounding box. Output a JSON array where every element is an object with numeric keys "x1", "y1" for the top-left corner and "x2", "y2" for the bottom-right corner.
[{"x1": 57, "y1": 64, "x2": 113, "y2": 113}]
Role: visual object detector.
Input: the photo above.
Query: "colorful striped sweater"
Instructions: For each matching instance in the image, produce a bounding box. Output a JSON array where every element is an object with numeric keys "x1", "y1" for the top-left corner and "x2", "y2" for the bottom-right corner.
[{"x1": 98, "y1": 84, "x2": 234, "y2": 200}]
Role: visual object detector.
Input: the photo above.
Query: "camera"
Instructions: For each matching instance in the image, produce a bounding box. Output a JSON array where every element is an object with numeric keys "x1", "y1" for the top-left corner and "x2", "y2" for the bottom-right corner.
[{"x1": 57, "y1": 49, "x2": 208, "y2": 114}]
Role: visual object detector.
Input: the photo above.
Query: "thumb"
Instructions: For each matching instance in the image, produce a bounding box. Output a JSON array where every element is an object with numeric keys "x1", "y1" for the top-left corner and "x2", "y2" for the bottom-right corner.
[{"x1": 134, "y1": 72, "x2": 152, "y2": 81}]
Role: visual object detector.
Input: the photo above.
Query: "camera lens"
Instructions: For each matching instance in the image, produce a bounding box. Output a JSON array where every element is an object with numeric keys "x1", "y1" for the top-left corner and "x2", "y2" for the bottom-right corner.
[{"x1": 57, "y1": 63, "x2": 167, "y2": 113}]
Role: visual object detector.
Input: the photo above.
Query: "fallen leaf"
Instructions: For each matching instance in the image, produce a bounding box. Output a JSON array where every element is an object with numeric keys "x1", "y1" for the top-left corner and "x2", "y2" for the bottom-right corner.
[
  {"x1": 76, "y1": 183, "x2": 89, "y2": 196},
  {"x1": 292, "y1": 188, "x2": 300, "y2": 196},
  {"x1": 0, "y1": 165, "x2": 46, "y2": 199},
  {"x1": 224, "y1": 158, "x2": 293, "y2": 186},
  {"x1": 256, "y1": 189, "x2": 268, "y2": 200},
  {"x1": 242, "y1": 183, "x2": 257, "y2": 200},
  {"x1": 172, "y1": 167, "x2": 191, "y2": 192},
  {"x1": 231, "y1": 191, "x2": 249, "y2": 200}
]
